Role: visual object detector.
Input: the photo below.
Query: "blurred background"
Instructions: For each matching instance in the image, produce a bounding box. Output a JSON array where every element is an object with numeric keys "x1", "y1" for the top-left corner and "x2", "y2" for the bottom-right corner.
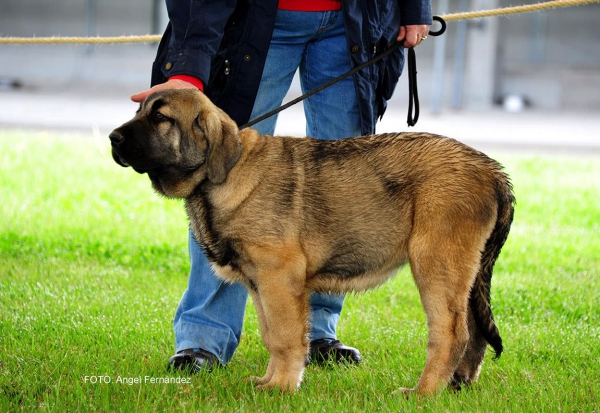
[{"x1": 1, "y1": 0, "x2": 599, "y2": 151}]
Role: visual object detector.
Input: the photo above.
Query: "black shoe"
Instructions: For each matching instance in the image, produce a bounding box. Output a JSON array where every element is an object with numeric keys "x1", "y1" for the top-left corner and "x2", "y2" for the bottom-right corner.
[
  {"x1": 309, "y1": 338, "x2": 362, "y2": 365},
  {"x1": 167, "y1": 348, "x2": 218, "y2": 373}
]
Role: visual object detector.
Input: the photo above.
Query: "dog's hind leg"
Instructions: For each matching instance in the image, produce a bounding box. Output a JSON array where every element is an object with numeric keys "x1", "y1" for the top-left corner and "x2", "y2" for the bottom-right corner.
[
  {"x1": 450, "y1": 307, "x2": 488, "y2": 390},
  {"x1": 403, "y1": 227, "x2": 485, "y2": 396},
  {"x1": 452, "y1": 205, "x2": 510, "y2": 389}
]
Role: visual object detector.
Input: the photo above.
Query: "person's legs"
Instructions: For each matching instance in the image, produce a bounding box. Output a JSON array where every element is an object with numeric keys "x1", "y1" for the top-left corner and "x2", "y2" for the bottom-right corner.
[
  {"x1": 172, "y1": 9, "x2": 361, "y2": 370},
  {"x1": 171, "y1": 9, "x2": 307, "y2": 368}
]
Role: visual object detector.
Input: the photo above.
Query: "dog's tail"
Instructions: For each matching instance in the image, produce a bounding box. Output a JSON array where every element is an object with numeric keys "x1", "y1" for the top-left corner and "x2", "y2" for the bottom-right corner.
[{"x1": 470, "y1": 173, "x2": 515, "y2": 359}]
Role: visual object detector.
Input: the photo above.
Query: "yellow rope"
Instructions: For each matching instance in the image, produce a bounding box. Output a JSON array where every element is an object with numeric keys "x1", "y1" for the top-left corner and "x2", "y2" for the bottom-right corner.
[
  {"x1": 441, "y1": 0, "x2": 600, "y2": 21},
  {"x1": 0, "y1": 34, "x2": 161, "y2": 45},
  {"x1": 0, "y1": 0, "x2": 599, "y2": 45}
]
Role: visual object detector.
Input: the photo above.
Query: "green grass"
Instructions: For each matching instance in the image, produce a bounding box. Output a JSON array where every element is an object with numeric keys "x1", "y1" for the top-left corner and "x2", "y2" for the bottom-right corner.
[{"x1": 1, "y1": 129, "x2": 598, "y2": 412}]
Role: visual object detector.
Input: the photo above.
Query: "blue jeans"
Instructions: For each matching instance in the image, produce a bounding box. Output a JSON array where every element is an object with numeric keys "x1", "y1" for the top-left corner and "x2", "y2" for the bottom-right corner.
[{"x1": 173, "y1": 9, "x2": 362, "y2": 363}]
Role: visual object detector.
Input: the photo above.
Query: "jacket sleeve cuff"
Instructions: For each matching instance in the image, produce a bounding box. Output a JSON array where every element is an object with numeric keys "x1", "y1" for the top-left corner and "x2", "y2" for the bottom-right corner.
[
  {"x1": 160, "y1": 50, "x2": 212, "y2": 87},
  {"x1": 168, "y1": 75, "x2": 205, "y2": 92}
]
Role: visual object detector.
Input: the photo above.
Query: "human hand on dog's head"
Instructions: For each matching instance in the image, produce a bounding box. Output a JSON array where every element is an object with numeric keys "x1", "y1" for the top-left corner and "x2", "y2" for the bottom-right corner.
[{"x1": 130, "y1": 78, "x2": 200, "y2": 103}]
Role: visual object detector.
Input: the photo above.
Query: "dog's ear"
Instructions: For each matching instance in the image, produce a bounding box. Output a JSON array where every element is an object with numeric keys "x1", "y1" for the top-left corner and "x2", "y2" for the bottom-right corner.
[{"x1": 197, "y1": 109, "x2": 243, "y2": 184}]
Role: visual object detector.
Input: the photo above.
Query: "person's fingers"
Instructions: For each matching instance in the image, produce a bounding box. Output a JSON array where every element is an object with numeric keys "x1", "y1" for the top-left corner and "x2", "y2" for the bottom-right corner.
[
  {"x1": 130, "y1": 79, "x2": 198, "y2": 103},
  {"x1": 398, "y1": 25, "x2": 430, "y2": 48},
  {"x1": 130, "y1": 88, "x2": 154, "y2": 103},
  {"x1": 397, "y1": 26, "x2": 407, "y2": 42}
]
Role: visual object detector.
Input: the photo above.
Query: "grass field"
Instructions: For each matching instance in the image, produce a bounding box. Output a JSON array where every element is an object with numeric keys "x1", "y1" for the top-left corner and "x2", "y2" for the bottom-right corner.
[{"x1": 1, "y1": 129, "x2": 598, "y2": 412}]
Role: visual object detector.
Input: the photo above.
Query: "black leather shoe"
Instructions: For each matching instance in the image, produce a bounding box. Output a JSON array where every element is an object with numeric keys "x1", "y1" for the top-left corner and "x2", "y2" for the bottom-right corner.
[
  {"x1": 167, "y1": 348, "x2": 218, "y2": 373},
  {"x1": 309, "y1": 338, "x2": 362, "y2": 365}
]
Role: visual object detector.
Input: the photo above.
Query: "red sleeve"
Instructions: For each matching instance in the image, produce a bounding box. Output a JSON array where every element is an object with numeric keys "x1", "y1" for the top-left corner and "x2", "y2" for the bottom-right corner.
[{"x1": 169, "y1": 75, "x2": 205, "y2": 92}]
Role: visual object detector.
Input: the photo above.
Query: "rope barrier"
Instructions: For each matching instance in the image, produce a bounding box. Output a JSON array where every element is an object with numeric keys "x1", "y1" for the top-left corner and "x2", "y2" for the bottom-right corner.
[
  {"x1": 441, "y1": 0, "x2": 600, "y2": 21},
  {"x1": 0, "y1": 34, "x2": 161, "y2": 45},
  {"x1": 0, "y1": 0, "x2": 598, "y2": 44}
]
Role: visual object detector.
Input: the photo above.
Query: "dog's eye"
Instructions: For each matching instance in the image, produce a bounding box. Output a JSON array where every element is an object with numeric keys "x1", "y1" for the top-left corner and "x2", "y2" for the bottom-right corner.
[{"x1": 155, "y1": 111, "x2": 164, "y2": 120}]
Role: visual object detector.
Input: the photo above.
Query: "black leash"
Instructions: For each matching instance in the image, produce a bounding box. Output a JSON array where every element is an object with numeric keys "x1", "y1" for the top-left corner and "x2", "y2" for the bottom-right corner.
[
  {"x1": 406, "y1": 46, "x2": 420, "y2": 127},
  {"x1": 241, "y1": 16, "x2": 446, "y2": 130}
]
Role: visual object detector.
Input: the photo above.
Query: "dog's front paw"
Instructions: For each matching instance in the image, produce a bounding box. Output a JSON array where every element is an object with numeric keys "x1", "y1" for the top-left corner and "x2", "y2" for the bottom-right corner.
[
  {"x1": 248, "y1": 375, "x2": 269, "y2": 385},
  {"x1": 255, "y1": 377, "x2": 301, "y2": 393}
]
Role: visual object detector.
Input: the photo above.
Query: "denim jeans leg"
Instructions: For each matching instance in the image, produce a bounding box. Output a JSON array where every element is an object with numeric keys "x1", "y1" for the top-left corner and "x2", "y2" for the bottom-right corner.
[
  {"x1": 247, "y1": 11, "x2": 304, "y2": 135},
  {"x1": 171, "y1": 12, "x2": 302, "y2": 365},
  {"x1": 173, "y1": 230, "x2": 248, "y2": 363},
  {"x1": 302, "y1": 11, "x2": 361, "y2": 339},
  {"x1": 300, "y1": 12, "x2": 362, "y2": 140}
]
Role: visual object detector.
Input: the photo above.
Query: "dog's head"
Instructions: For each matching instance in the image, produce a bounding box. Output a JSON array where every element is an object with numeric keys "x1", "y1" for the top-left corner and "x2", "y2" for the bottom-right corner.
[{"x1": 109, "y1": 89, "x2": 242, "y2": 198}]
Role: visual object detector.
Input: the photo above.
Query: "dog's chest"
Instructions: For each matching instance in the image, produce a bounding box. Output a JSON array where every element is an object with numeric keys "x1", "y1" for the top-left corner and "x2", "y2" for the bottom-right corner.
[{"x1": 186, "y1": 193, "x2": 243, "y2": 272}]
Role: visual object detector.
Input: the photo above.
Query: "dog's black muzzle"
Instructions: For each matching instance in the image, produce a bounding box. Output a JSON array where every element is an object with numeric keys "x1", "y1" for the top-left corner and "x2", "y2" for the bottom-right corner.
[
  {"x1": 109, "y1": 131, "x2": 130, "y2": 168},
  {"x1": 109, "y1": 129, "x2": 160, "y2": 176},
  {"x1": 109, "y1": 130, "x2": 125, "y2": 145}
]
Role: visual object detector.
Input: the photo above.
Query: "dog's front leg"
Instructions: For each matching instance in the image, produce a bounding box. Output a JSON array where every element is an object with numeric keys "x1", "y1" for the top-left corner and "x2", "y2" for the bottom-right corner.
[
  {"x1": 246, "y1": 247, "x2": 310, "y2": 392},
  {"x1": 255, "y1": 284, "x2": 310, "y2": 392},
  {"x1": 248, "y1": 289, "x2": 277, "y2": 386}
]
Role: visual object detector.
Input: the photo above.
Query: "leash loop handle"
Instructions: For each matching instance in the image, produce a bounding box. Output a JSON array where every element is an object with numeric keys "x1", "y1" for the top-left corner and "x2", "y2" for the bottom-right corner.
[
  {"x1": 406, "y1": 47, "x2": 419, "y2": 127},
  {"x1": 406, "y1": 16, "x2": 445, "y2": 127},
  {"x1": 429, "y1": 15, "x2": 447, "y2": 37}
]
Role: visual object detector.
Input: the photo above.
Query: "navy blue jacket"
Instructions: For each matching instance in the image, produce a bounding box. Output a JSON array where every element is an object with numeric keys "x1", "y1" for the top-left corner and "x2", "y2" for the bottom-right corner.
[{"x1": 151, "y1": 0, "x2": 432, "y2": 134}]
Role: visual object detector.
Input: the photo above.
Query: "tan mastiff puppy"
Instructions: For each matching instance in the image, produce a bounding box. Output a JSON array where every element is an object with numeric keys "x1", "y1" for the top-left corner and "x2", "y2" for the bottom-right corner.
[{"x1": 110, "y1": 89, "x2": 514, "y2": 396}]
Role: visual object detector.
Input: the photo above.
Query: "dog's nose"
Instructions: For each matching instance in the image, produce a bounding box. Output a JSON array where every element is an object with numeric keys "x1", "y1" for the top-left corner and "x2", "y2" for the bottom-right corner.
[{"x1": 109, "y1": 131, "x2": 124, "y2": 145}]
